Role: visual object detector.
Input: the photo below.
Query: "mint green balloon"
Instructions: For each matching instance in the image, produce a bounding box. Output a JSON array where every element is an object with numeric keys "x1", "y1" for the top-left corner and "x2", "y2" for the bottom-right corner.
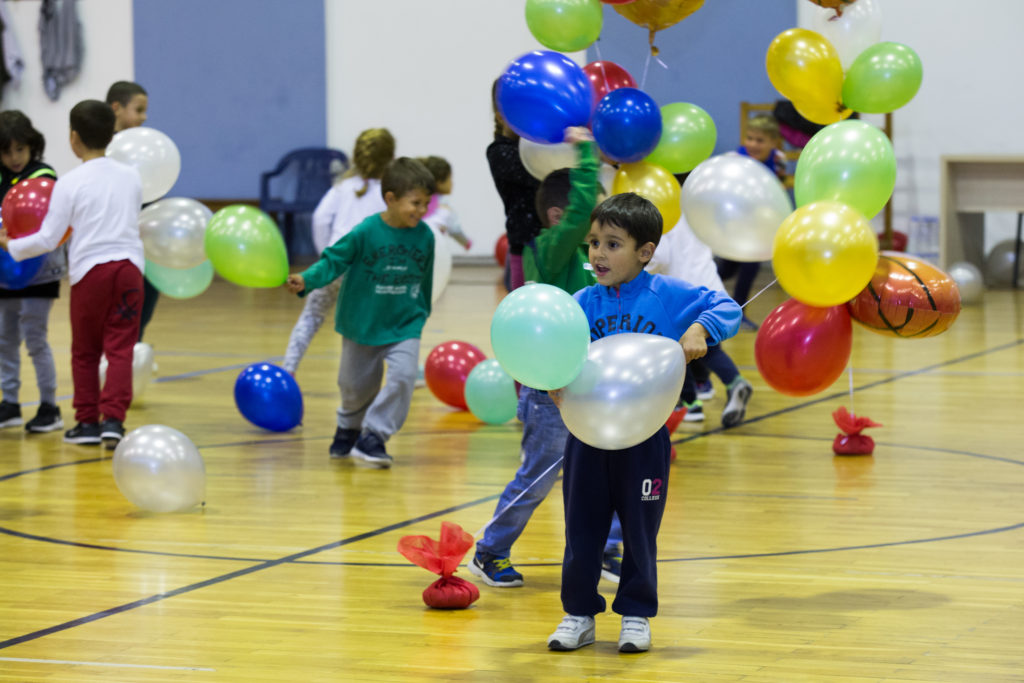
[
  {"x1": 525, "y1": 0, "x2": 602, "y2": 53},
  {"x1": 842, "y1": 42, "x2": 923, "y2": 114},
  {"x1": 144, "y1": 259, "x2": 214, "y2": 299},
  {"x1": 464, "y1": 360, "x2": 518, "y2": 424},
  {"x1": 491, "y1": 283, "x2": 590, "y2": 390},
  {"x1": 794, "y1": 120, "x2": 896, "y2": 220},
  {"x1": 204, "y1": 205, "x2": 288, "y2": 288},
  {"x1": 644, "y1": 103, "x2": 717, "y2": 173}
]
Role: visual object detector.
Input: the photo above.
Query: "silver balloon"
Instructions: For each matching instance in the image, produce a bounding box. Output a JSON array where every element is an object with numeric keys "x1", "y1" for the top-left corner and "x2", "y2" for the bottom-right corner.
[
  {"x1": 112, "y1": 425, "x2": 205, "y2": 513},
  {"x1": 519, "y1": 138, "x2": 578, "y2": 181},
  {"x1": 947, "y1": 261, "x2": 984, "y2": 304},
  {"x1": 99, "y1": 342, "x2": 156, "y2": 404},
  {"x1": 106, "y1": 126, "x2": 182, "y2": 203},
  {"x1": 984, "y1": 239, "x2": 1021, "y2": 288},
  {"x1": 559, "y1": 333, "x2": 685, "y2": 450},
  {"x1": 139, "y1": 198, "x2": 213, "y2": 269},
  {"x1": 681, "y1": 152, "x2": 793, "y2": 262}
]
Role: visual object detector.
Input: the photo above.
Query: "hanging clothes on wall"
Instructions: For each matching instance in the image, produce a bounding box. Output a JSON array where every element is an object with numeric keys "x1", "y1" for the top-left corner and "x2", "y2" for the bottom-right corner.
[
  {"x1": 39, "y1": 0, "x2": 82, "y2": 101},
  {"x1": 0, "y1": 1, "x2": 24, "y2": 96}
]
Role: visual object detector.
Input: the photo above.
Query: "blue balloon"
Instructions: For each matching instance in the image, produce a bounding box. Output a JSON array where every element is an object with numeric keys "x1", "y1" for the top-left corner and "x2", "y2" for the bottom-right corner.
[
  {"x1": 0, "y1": 251, "x2": 45, "y2": 289},
  {"x1": 592, "y1": 88, "x2": 663, "y2": 163},
  {"x1": 234, "y1": 363, "x2": 303, "y2": 432},
  {"x1": 496, "y1": 50, "x2": 594, "y2": 144}
]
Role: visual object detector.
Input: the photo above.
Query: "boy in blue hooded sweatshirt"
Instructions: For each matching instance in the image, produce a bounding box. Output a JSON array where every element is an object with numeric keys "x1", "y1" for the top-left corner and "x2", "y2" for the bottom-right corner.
[{"x1": 546, "y1": 193, "x2": 740, "y2": 654}]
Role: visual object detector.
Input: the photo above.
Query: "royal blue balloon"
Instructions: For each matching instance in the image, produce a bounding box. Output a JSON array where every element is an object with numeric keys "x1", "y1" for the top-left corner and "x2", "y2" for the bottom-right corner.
[
  {"x1": 234, "y1": 363, "x2": 303, "y2": 432},
  {"x1": 592, "y1": 88, "x2": 663, "y2": 163},
  {"x1": 0, "y1": 251, "x2": 45, "y2": 289},
  {"x1": 496, "y1": 50, "x2": 594, "y2": 144}
]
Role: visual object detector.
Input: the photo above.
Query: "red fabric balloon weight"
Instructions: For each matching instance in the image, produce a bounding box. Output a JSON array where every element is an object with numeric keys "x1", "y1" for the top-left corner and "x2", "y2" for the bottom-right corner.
[
  {"x1": 425, "y1": 340, "x2": 486, "y2": 409},
  {"x1": 755, "y1": 299, "x2": 852, "y2": 397},
  {"x1": 582, "y1": 61, "x2": 637, "y2": 108},
  {"x1": 847, "y1": 252, "x2": 961, "y2": 339},
  {"x1": 397, "y1": 521, "x2": 480, "y2": 610},
  {"x1": 494, "y1": 234, "x2": 509, "y2": 267},
  {"x1": 0, "y1": 178, "x2": 68, "y2": 245}
]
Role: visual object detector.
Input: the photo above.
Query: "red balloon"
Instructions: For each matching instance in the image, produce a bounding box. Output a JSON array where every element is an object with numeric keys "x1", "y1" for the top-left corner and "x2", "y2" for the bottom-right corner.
[
  {"x1": 755, "y1": 299, "x2": 852, "y2": 397},
  {"x1": 2, "y1": 178, "x2": 55, "y2": 239},
  {"x1": 582, "y1": 61, "x2": 637, "y2": 108},
  {"x1": 494, "y1": 234, "x2": 509, "y2": 267},
  {"x1": 424, "y1": 341, "x2": 486, "y2": 409}
]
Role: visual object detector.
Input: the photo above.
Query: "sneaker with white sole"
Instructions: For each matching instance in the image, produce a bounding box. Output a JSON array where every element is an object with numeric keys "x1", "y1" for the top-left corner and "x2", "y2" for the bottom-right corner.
[
  {"x1": 468, "y1": 551, "x2": 524, "y2": 587},
  {"x1": 329, "y1": 427, "x2": 360, "y2": 459},
  {"x1": 100, "y1": 419, "x2": 125, "y2": 450},
  {"x1": 351, "y1": 431, "x2": 393, "y2": 468},
  {"x1": 618, "y1": 615, "x2": 651, "y2": 653},
  {"x1": 722, "y1": 378, "x2": 753, "y2": 428},
  {"x1": 0, "y1": 400, "x2": 22, "y2": 428},
  {"x1": 695, "y1": 380, "x2": 715, "y2": 401},
  {"x1": 682, "y1": 401, "x2": 704, "y2": 422},
  {"x1": 25, "y1": 402, "x2": 63, "y2": 433},
  {"x1": 547, "y1": 615, "x2": 595, "y2": 651},
  {"x1": 63, "y1": 422, "x2": 101, "y2": 445}
]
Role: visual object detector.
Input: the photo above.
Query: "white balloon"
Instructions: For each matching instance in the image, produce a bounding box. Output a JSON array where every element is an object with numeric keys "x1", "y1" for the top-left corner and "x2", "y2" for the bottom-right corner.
[
  {"x1": 519, "y1": 138, "x2": 578, "y2": 181},
  {"x1": 948, "y1": 261, "x2": 984, "y2": 304},
  {"x1": 106, "y1": 127, "x2": 182, "y2": 203},
  {"x1": 808, "y1": 0, "x2": 883, "y2": 71},
  {"x1": 984, "y1": 239, "x2": 1021, "y2": 288},
  {"x1": 112, "y1": 425, "x2": 205, "y2": 513},
  {"x1": 99, "y1": 342, "x2": 156, "y2": 404},
  {"x1": 138, "y1": 197, "x2": 212, "y2": 269},
  {"x1": 598, "y1": 163, "x2": 617, "y2": 195},
  {"x1": 681, "y1": 153, "x2": 793, "y2": 262},
  {"x1": 559, "y1": 333, "x2": 684, "y2": 450},
  {"x1": 430, "y1": 225, "x2": 452, "y2": 303}
]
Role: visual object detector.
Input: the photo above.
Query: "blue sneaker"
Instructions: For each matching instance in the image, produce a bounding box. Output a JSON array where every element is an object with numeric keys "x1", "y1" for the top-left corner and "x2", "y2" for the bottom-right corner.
[{"x1": 469, "y1": 551, "x2": 524, "y2": 587}]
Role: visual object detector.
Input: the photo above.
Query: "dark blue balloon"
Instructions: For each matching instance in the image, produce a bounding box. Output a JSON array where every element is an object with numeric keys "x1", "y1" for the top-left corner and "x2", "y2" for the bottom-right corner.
[
  {"x1": 592, "y1": 88, "x2": 663, "y2": 163},
  {"x1": 496, "y1": 50, "x2": 594, "y2": 144},
  {"x1": 234, "y1": 363, "x2": 303, "y2": 432},
  {"x1": 0, "y1": 251, "x2": 45, "y2": 289}
]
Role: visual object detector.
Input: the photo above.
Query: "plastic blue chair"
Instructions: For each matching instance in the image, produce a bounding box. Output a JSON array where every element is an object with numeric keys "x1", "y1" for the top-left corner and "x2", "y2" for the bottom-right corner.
[{"x1": 259, "y1": 147, "x2": 348, "y2": 261}]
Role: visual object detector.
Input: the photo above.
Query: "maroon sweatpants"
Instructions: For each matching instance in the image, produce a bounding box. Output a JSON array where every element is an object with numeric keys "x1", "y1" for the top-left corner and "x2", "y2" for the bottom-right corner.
[{"x1": 69, "y1": 260, "x2": 143, "y2": 423}]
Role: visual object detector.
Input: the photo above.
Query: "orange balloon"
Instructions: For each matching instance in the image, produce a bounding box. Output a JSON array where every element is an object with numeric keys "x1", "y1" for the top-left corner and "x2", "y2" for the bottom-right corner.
[
  {"x1": 766, "y1": 29, "x2": 847, "y2": 123},
  {"x1": 612, "y1": 162, "x2": 681, "y2": 232},
  {"x1": 613, "y1": 0, "x2": 705, "y2": 43}
]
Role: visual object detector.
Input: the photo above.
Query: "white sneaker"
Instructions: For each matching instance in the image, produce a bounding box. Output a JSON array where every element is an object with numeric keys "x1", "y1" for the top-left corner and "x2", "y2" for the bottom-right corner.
[
  {"x1": 547, "y1": 615, "x2": 595, "y2": 651},
  {"x1": 722, "y1": 378, "x2": 753, "y2": 428},
  {"x1": 682, "y1": 402, "x2": 704, "y2": 422},
  {"x1": 618, "y1": 616, "x2": 651, "y2": 653}
]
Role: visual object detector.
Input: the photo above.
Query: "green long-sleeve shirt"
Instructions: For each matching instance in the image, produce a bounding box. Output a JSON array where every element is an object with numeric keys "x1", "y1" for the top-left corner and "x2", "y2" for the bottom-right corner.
[
  {"x1": 521, "y1": 141, "x2": 600, "y2": 294},
  {"x1": 300, "y1": 213, "x2": 434, "y2": 346}
]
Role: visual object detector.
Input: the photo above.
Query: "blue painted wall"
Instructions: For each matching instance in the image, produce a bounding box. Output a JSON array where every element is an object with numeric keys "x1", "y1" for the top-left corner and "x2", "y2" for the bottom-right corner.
[
  {"x1": 590, "y1": 1, "x2": 796, "y2": 158},
  {"x1": 133, "y1": 0, "x2": 326, "y2": 199}
]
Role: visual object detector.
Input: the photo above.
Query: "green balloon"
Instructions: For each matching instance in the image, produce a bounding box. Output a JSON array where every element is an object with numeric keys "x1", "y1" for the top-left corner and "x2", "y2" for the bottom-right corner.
[
  {"x1": 464, "y1": 360, "x2": 518, "y2": 424},
  {"x1": 842, "y1": 42, "x2": 923, "y2": 114},
  {"x1": 525, "y1": 0, "x2": 602, "y2": 53},
  {"x1": 490, "y1": 283, "x2": 590, "y2": 391},
  {"x1": 144, "y1": 259, "x2": 214, "y2": 299},
  {"x1": 203, "y1": 205, "x2": 288, "y2": 288},
  {"x1": 644, "y1": 102, "x2": 717, "y2": 174},
  {"x1": 794, "y1": 120, "x2": 896, "y2": 220}
]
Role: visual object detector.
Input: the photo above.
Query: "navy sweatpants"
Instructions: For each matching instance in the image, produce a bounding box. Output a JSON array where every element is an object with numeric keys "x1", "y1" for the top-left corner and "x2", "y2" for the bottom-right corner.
[{"x1": 560, "y1": 426, "x2": 671, "y2": 618}]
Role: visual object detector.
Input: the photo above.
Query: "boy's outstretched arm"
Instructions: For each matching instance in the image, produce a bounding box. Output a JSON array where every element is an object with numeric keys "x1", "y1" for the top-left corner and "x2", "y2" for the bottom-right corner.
[{"x1": 535, "y1": 128, "x2": 601, "y2": 274}]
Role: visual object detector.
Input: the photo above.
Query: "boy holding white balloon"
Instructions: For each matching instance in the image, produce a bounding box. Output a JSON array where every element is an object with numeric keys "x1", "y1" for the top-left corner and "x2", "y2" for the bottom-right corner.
[
  {"x1": 546, "y1": 192, "x2": 740, "y2": 653},
  {"x1": 0, "y1": 100, "x2": 144, "y2": 449}
]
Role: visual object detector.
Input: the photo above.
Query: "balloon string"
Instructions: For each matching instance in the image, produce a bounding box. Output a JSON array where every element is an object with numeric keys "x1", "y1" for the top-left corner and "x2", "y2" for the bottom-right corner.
[
  {"x1": 848, "y1": 362, "x2": 855, "y2": 416},
  {"x1": 740, "y1": 277, "x2": 777, "y2": 310},
  {"x1": 640, "y1": 51, "x2": 651, "y2": 90},
  {"x1": 473, "y1": 456, "x2": 564, "y2": 539},
  {"x1": 593, "y1": 40, "x2": 611, "y2": 94}
]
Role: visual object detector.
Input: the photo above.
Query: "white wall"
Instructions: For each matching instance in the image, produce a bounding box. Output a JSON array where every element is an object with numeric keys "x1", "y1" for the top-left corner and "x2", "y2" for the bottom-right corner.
[
  {"x1": 325, "y1": 1, "x2": 582, "y2": 260},
  {"x1": 1, "y1": 0, "x2": 133, "y2": 176},
  {"x1": 798, "y1": 0, "x2": 1024, "y2": 252}
]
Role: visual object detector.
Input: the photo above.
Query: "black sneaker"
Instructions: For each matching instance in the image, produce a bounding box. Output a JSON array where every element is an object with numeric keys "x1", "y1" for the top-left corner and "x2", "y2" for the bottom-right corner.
[
  {"x1": 25, "y1": 402, "x2": 63, "y2": 433},
  {"x1": 683, "y1": 401, "x2": 704, "y2": 422},
  {"x1": 0, "y1": 400, "x2": 22, "y2": 428},
  {"x1": 468, "y1": 551, "x2": 524, "y2": 587},
  {"x1": 601, "y1": 547, "x2": 622, "y2": 584},
  {"x1": 100, "y1": 419, "x2": 125, "y2": 450},
  {"x1": 64, "y1": 422, "x2": 101, "y2": 445},
  {"x1": 329, "y1": 427, "x2": 361, "y2": 459},
  {"x1": 351, "y1": 431, "x2": 393, "y2": 468}
]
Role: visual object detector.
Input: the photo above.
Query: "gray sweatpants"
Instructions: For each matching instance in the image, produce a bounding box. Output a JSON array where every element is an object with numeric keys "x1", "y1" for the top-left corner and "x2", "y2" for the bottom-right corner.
[
  {"x1": 337, "y1": 336, "x2": 419, "y2": 441},
  {"x1": 283, "y1": 278, "x2": 341, "y2": 374},
  {"x1": 0, "y1": 298, "x2": 58, "y2": 404}
]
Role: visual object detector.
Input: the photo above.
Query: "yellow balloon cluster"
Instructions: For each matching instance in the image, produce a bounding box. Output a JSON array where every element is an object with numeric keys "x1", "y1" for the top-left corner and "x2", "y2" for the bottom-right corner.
[
  {"x1": 765, "y1": 29, "x2": 852, "y2": 125},
  {"x1": 612, "y1": 162, "x2": 681, "y2": 232}
]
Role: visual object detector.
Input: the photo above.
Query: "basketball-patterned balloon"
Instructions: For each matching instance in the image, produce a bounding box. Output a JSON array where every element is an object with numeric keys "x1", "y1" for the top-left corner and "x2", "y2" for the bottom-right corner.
[{"x1": 847, "y1": 252, "x2": 962, "y2": 338}]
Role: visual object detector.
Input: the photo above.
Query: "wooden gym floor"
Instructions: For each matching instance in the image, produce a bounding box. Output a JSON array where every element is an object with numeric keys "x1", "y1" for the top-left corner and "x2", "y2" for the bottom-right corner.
[{"x1": 1, "y1": 264, "x2": 1023, "y2": 682}]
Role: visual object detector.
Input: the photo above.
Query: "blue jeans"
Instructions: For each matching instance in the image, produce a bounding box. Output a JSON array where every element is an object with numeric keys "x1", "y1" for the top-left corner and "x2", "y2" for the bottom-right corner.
[{"x1": 477, "y1": 387, "x2": 622, "y2": 558}]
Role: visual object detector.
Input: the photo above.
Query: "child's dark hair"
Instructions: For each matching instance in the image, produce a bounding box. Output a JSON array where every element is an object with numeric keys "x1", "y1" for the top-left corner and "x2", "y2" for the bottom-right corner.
[
  {"x1": 418, "y1": 156, "x2": 451, "y2": 186},
  {"x1": 536, "y1": 168, "x2": 606, "y2": 228},
  {"x1": 0, "y1": 111, "x2": 45, "y2": 161},
  {"x1": 70, "y1": 100, "x2": 116, "y2": 150},
  {"x1": 105, "y1": 81, "x2": 147, "y2": 106},
  {"x1": 590, "y1": 193, "x2": 662, "y2": 249},
  {"x1": 381, "y1": 157, "x2": 436, "y2": 199}
]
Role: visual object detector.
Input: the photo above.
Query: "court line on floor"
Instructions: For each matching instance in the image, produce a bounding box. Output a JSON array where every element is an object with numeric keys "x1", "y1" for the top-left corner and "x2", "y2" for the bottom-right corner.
[{"x1": 0, "y1": 656, "x2": 215, "y2": 672}]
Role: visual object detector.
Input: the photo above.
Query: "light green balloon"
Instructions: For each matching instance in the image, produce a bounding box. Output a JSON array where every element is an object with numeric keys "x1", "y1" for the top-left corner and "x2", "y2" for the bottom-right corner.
[
  {"x1": 525, "y1": 0, "x2": 602, "y2": 53},
  {"x1": 842, "y1": 42, "x2": 923, "y2": 114},
  {"x1": 203, "y1": 205, "x2": 288, "y2": 288},
  {"x1": 644, "y1": 102, "x2": 717, "y2": 174},
  {"x1": 490, "y1": 283, "x2": 590, "y2": 391},
  {"x1": 144, "y1": 259, "x2": 214, "y2": 299},
  {"x1": 464, "y1": 360, "x2": 518, "y2": 424},
  {"x1": 794, "y1": 120, "x2": 896, "y2": 220}
]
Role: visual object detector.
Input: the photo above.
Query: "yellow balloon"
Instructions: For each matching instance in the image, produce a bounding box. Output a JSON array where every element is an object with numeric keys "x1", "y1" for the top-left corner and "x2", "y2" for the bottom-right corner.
[
  {"x1": 612, "y1": 162, "x2": 681, "y2": 232},
  {"x1": 772, "y1": 201, "x2": 879, "y2": 307},
  {"x1": 766, "y1": 29, "x2": 846, "y2": 122},
  {"x1": 793, "y1": 98, "x2": 853, "y2": 126}
]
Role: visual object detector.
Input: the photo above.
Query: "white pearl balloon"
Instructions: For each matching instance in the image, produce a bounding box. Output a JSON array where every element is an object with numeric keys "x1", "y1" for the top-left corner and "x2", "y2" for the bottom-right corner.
[
  {"x1": 947, "y1": 261, "x2": 984, "y2": 304},
  {"x1": 518, "y1": 138, "x2": 578, "y2": 181},
  {"x1": 808, "y1": 0, "x2": 883, "y2": 71},
  {"x1": 138, "y1": 198, "x2": 212, "y2": 269},
  {"x1": 112, "y1": 425, "x2": 205, "y2": 513},
  {"x1": 99, "y1": 342, "x2": 156, "y2": 404},
  {"x1": 106, "y1": 127, "x2": 182, "y2": 203}
]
